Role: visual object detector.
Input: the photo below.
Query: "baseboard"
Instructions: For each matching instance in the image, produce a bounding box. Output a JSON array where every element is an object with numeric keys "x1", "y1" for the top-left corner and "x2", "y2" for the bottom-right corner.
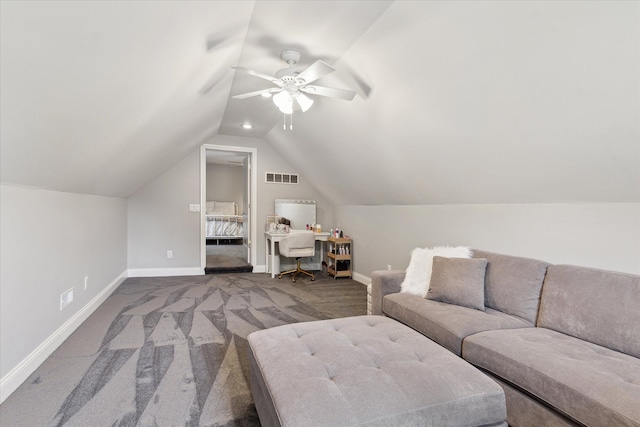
[
  {"x1": 352, "y1": 271, "x2": 371, "y2": 286},
  {"x1": 0, "y1": 270, "x2": 127, "y2": 404},
  {"x1": 127, "y1": 267, "x2": 203, "y2": 277},
  {"x1": 252, "y1": 264, "x2": 266, "y2": 273}
]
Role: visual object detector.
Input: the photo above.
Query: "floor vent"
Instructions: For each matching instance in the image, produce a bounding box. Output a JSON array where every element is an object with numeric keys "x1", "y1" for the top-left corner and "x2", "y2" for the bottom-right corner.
[{"x1": 265, "y1": 172, "x2": 299, "y2": 184}]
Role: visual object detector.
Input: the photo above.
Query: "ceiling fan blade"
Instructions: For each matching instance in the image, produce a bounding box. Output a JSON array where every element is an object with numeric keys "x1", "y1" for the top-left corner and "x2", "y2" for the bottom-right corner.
[
  {"x1": 300, "y1": 85, "x2": 357, "y2": 101},
  {"x1": 232, "y1": 87, "x2": 282, "y2": 100},
  {"x1": 296, "y1": 60, "x2": 335, "y2": 85},
  {"x1": 232, "y1": 66, "x2": 283, "y2": 86}
]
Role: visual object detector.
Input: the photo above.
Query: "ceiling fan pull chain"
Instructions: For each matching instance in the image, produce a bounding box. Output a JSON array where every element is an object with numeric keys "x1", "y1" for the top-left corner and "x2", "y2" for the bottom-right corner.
[{"x1": 282, "y1": 113, "x2": 293, "y2": 130}]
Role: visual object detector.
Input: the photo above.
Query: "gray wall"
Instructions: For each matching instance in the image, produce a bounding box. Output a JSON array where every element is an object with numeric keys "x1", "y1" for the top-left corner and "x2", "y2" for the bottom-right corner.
[
  {"x1": 127, "y1": 135, "x2": 334, "y2": 270},
  {"x1": 206, "y1": 164, "x2": 244, "y2": 213},
  {"x1": 335, "y1": 203, "x2": 640, "y2": 277},
  {"x1": 142, "y1": 136, "x2": 640, "y2": 278},
  {"x1": 0, "y1": 184, "x2": 127, "y2": 379},
  {"x1": 128, "y1": 149, "x2": 201, "y2": 270}
]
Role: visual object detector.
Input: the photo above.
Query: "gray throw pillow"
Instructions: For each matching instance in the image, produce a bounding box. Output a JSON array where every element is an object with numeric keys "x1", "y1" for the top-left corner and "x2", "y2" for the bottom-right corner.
[{"x1": 426, "y1": 256, "x2": 488, "y2": 311}]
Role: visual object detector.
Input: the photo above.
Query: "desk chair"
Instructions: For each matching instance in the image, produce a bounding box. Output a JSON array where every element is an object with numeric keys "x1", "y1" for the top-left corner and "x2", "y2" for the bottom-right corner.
[{"x1": 278, "y1": 231, "x2": 316, "y2": 282}]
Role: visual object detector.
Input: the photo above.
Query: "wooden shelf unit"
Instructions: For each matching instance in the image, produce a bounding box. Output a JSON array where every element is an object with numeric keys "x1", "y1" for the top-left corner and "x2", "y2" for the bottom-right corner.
[{"x1": 327, "y1": 237, "x2": 352, "y2": 279}]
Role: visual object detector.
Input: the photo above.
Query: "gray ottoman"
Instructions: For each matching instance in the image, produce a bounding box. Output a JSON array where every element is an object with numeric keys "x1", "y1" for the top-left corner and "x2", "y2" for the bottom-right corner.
[{"x1": 247, "y1": 315, "x2": 506, "y2": 427}]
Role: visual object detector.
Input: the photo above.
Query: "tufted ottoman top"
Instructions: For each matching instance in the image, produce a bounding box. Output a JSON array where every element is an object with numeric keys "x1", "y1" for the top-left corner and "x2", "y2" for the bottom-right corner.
[{"x1": 247, "y1": 315, "x2": 506, "y2": 427}]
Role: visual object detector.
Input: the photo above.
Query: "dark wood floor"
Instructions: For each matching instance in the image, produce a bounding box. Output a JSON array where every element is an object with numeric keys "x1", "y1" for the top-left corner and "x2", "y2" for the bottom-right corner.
[{"x1": 286, "y1": 271, "x2": 368, "y2": 318}]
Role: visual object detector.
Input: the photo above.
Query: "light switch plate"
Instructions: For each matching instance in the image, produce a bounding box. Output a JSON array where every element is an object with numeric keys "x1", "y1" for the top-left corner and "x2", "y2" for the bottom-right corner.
[
  {"x1": 189, "y1": 204, "x2": 201, "y2": 212},
  {"x1": 60, "y1": 288, "x2": 74, "y2": 310}
]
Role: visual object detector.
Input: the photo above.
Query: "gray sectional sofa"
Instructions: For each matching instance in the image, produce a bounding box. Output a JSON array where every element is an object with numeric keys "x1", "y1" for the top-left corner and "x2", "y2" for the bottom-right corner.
[{"x1": 370, "y1": 250, "x2": 640, "y2": 427}]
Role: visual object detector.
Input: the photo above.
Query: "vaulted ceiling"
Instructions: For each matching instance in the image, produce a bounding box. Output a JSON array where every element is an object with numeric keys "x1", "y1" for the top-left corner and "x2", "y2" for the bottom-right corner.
[{"x1": 1, "y1": 1, "x2": 638, "y2": 205}]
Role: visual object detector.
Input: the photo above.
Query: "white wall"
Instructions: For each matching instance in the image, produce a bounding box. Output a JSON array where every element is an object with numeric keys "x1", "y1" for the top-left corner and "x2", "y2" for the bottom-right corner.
[
  {"x1": 206, "y1": 164, "x2": 244, "y2": 213},
  {"x1": 0, "y1": 184, "x2": 127, "y2": 398},
  {"x1": 336, "y1": 203, "x2": 640, "y2": 277},
  {"x1": 127, "y1": 149, "x2": 201, "y2": 274}
]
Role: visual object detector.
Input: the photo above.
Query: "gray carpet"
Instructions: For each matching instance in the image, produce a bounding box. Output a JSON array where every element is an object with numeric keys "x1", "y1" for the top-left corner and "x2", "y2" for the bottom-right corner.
[
  {"x1": 206, "y1": 244, "x2": 252, "y2": 274},
  {"x1": 206, "y1": 245, "x2": 246, "y2": 267},
  {"x1": 0, "y1": 272, "x2": 367, "y2": 426}
]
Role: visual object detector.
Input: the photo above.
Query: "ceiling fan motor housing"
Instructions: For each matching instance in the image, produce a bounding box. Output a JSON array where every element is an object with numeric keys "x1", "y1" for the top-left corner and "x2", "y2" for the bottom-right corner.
[
  {"x1": 275, "y1": 69, "x2": 300, "y2": 79},
  {"x1": 276, "y1": 50, "x2": 302, "y2": 80},
  {"x1": 281, "y1": 49, "x2": 301, "y2": 64}
]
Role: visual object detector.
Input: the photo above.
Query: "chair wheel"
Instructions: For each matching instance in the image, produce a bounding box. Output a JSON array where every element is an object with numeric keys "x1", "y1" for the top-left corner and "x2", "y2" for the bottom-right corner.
[{"x1": 311, "y1": 277, "x2": 315, "y2": 281}]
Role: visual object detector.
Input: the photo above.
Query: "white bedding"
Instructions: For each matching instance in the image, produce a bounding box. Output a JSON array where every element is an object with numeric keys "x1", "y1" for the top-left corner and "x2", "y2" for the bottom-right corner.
[
  {"x1": 206, "y1": 215, "x2": 243, "y2": 238},
  {"x1": 205, "y1": 201, "x2": 243, "y2": 239}
]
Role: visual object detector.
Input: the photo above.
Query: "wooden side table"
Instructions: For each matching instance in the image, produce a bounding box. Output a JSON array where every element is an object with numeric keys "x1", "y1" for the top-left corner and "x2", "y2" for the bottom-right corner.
[{"x1": 327, "y1": 237, "x2": 352, "y2": 279}]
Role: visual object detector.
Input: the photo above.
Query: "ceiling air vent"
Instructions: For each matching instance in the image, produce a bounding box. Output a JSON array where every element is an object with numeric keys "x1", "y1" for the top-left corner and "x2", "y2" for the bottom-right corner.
[{"x1": 265, "y1": 172, "x2": 299, "y2": 184}]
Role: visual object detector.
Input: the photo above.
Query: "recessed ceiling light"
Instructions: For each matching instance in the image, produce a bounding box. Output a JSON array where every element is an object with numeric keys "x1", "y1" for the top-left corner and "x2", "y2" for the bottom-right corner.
[
  {"x1": 241, "y1": 123, "x2": 253, "y2": 129},
  {"x1": 261, "y1": 92, "x2": 272, "y2": 98}
]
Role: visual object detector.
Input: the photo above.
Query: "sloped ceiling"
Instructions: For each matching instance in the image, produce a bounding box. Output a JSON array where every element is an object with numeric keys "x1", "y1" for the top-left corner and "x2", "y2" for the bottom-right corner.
[
  {"x1": 1, "y1": 1, "x2": 638, "y2": 205},
  {"x1": 0, "y1": 0, "x2": 252, "y2": 197},
  {"x1": 265, "y1": 1, "x2": 640, "y2": 205}
]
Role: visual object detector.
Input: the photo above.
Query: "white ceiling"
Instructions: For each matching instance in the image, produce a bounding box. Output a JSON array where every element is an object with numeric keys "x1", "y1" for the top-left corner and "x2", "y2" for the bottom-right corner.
[{"x1": 1, "y1": 1, "x2": 638, "y2": 205}]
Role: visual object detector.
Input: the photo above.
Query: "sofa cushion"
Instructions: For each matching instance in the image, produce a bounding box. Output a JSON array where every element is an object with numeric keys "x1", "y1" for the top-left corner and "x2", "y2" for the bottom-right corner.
[
  {"x1": 487, "y1": 375, "x2": 580, "y2": 427},
  {"x1": 401, "y1": 246, "x2": 472, "y2": 297},
  {"x1": 383, "y1": 292, "x2": 531, "y2": 356},
  {"x1": 472, "y1": 250, "x2": 550, "y2": 324},
  {"x1": 463, "y1": 327, "x2": 640, "y2": 427},
  {"x1": 427, "y1": 256, "x2": 488, "y2": 311},
  {"x1": 538, "y1": 265, "x2": 640, "y2": 358}
]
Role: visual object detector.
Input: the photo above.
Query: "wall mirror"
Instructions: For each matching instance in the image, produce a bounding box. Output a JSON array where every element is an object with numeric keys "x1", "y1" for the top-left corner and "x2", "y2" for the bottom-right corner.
[{"x1": 275, "y1": 199, "x2": 316, "y2": 230}]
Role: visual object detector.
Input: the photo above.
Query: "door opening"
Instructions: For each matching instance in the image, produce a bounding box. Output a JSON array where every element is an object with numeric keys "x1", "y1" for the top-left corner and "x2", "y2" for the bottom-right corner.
[{"x1": 200, "y1": 144, "x2": 257, "y2": 273}]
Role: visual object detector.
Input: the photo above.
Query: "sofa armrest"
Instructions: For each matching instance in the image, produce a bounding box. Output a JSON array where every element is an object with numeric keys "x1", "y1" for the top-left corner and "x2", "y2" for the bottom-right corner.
[{"x1": 370, "y1": 270, "x2": 405, "y2": 315}]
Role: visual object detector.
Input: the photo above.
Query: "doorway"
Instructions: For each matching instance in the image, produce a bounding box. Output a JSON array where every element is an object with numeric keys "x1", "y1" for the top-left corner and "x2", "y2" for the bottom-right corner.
[{"x1": 200, "y1": 144, "x2": 258, "y2": 273}]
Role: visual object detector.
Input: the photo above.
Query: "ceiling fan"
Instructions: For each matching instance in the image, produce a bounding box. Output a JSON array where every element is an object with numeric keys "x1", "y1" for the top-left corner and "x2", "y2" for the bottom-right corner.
[{"x1": 232, "y1": 50, "x2": 357, "y2": 116}]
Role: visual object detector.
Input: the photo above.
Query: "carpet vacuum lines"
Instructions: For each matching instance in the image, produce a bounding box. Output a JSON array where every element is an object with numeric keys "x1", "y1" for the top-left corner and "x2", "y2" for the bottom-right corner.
[{"x1": 0, "y1": 272, "x2": 366, "y2": 426}]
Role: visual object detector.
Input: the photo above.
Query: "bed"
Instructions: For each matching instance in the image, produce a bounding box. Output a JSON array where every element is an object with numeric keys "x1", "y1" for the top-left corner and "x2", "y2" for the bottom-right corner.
[{"x1": 205, "y1": 201, "x2": 244, "y2": 241}]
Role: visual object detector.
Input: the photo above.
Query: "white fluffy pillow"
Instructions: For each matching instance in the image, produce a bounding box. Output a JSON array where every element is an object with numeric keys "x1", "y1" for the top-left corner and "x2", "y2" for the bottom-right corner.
[
  {"x1": 400, "y1": 248, "x2": 432, "y2": 296},
  {"x1": 400, "y1": 246, "x2": 473, "y2": 297}
]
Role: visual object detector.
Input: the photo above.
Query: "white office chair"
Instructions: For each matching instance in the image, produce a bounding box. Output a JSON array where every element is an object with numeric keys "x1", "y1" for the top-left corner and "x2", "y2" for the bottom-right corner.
[{"x1": 278, "y1": 231, "x2": 316, "y2": 282}]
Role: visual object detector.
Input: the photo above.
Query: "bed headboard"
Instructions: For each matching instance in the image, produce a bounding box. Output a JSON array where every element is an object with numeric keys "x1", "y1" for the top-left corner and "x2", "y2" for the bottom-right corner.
[{"x1": 206, "y1": 201, "x2": 238, "y2": 215}]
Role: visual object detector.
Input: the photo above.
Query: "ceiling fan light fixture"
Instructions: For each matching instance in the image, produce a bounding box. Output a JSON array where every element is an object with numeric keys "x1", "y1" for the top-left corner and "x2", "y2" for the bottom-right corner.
[
  {"x1": 296, "y1": 93, "x2": 314, "y2": 112},
  {"x1": 232, "y1": 49, "x2": 356, "y2": 127},
  {"x1": 279, "y1": 103, "x2": 294, "y2": 115},
  {"x1": 273, "y1": 90, "x2": 293, "y2": 114}
]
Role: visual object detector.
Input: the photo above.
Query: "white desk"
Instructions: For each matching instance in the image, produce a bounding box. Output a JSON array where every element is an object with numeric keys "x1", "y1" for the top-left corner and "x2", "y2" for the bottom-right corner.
[{"x1": 265, "y1": 231, "x2": 330, "y2": 278}]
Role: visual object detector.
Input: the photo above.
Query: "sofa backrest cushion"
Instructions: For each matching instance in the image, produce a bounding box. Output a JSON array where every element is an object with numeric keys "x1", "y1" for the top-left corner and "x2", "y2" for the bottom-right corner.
[
  {"x1": 427, "y1": 256, "x2": 488, "y2": 311},
  {"x1": 472, "y1": 250, "x2": 550, "y2": 324},
  {"x1": 538, "y1": 265, "x2": 640, "y2": 358}
]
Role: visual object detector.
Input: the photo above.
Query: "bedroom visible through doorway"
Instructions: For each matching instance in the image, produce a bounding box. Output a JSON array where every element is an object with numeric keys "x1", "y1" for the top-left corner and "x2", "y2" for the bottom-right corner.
[{"x1": 201, "y1": 146, "x2": 256, "y2": 273}]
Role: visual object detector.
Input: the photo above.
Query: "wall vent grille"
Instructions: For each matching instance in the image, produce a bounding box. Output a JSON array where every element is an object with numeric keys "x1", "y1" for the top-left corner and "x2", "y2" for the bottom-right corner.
[{"x1": 265, "y1": 172, "x2": 299, "y2": 184}]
